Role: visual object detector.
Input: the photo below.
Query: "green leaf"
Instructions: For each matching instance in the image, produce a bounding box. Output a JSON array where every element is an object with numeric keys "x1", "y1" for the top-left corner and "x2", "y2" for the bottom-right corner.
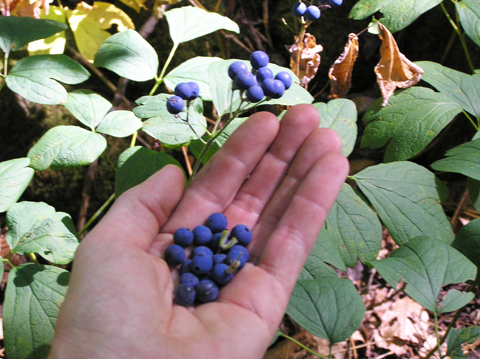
[
  {"x1": 306, "y1": 229, "x2": 346, "y2": 274},
  {"x1": 6, "y1": 201, "x2": 79, "y2": 264},
  {"x1": 165, "y1": 6, "x2": 239, "y2": 46},
  {"x1": 457, "y1": 0, "x2": 480, "y2": 48},
  {"x1": 324, "y1": 184, "x2": 382, "y2": 268},
  {"x1": 164, "y1": 56, "x2": 223, "y2": 101},
  {"x1": 3, "y1": 263, "x2": 70, "y2": 359},
  {"x1": 0, "y1": 17, "x2": 68, "y2": 56},
  {"x1": 431, "y1": 139, "x2": 480, "y2": 181},
  {"x1": 349, "y1": 0, "x2": 443, "y2": 33},
  {"x1": 287, "y1": 277, "x2": 365, "y2": 344},
  {"x1": 94, "y1": 29, "x2": 159, "y2": 82},
  {"x1": 452, "y1": 217, "x2": 480, "y2": 268},
  {"x1": 138, "y1": 96, "x2": 207, "y2": 145},
  {"x1": 447, "y1": 326, "x2": 480, "y2": 359},
  {"x1": 313, "y1": 99, "x2": 358, "y2": 157},
  {"x1": 415, "y1": 61, "x2": 480, "y2": 119},
  {"x1": 28, "y1": 126, "x2": 107, "y2": 170},
  {"x1": 96, "y1": 110, "x2": 142, "y2": 137},
  {"x1": 64, "y1": 90, "x2": 112, "y2": 130},
  {"x1": 115, "y1": 146, "x2": 184, "y2": 197},
  {"x1": 468, "y1": 178, "x2": 480, "y2": 212},
  {"x1": 354, "y1": 161, "x2": 454, "y2": 246},
  {"x1": 6, "y1": 55, "x2": 90, "y2": 105},
  {"x1": 361, "y1": 87, "x2": 462, "y2": 162},
  {"x1": 372, "y1": 236, "x2": 476, "y2": 313},
  {"x1": 0, "y1": 158, "x2": 34, "y2": 213},
  {"x1": 437, "y1": 289, "x2": 475, "y2": 313}
]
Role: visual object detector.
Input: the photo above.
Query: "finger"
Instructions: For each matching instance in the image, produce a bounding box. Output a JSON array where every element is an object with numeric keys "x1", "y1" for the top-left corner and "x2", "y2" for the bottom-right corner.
[
  {"x1": 84, "y1": 165, "x2": 185, "y2": 251},
  {"x1": 249, "y1": 127, "x2": 343, "y2": 261},
  {"x1": 223, "y1": 104, "x2": 321, "y2": 228}
]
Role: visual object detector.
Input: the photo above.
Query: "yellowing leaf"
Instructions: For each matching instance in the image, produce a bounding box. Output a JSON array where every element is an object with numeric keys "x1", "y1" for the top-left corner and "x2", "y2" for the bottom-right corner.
[
  {"x1": 119, "y1": 0, "x2": 146, "y2": 13},
  {"x1": 328, "y1": 33, "x2": 359, "y2": 99},
  {"x1": 66, "y1": 1, "x2": 134, "y2": 62},
  {"x1": 375, "y1": 22, "x2": 424, "y2": 106},
  {"x1": 28, "y1": 6, "x2": 67, "y2": 55},
  {"x1": 287, "y1": 33, "x2": 323, "y2": 89}
]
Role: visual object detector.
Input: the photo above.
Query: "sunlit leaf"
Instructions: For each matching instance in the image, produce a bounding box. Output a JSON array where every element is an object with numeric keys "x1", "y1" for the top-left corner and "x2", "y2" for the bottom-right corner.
[
  {"x1": 329, "y1": 33, "x2": 359, "y2": 99},
  {"x1": 96, "y1": 110, "x2": 142, "y2": 137},
  {"x1": 64, "y1": 89, "x2": 112, "y2": 130},
  {"x1": 119, "y1": 0, "x2": 146, "y2": 13},
  {"x1": 27, "y1": 7, "x2": 67, "y2": 55},
  {"x1": 0, "y1": 158, "x2": 34, "y2": 213}
]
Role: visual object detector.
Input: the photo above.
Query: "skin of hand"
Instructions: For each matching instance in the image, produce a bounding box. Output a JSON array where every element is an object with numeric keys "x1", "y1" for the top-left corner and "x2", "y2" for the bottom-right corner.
[{"x1": 47, "y1": 104, "x2": 349, "y2": 359}]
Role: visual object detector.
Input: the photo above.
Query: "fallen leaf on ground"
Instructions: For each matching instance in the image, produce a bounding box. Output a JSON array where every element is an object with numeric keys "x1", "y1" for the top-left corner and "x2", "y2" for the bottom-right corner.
[{"x1": 329, "y1": 33, "x2": 359, "y2": 99}]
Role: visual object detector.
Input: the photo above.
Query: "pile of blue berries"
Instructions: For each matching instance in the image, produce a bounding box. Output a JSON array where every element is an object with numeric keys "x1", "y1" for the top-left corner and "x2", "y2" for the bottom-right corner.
[
  {"x1": 228, "y1": 50, "x2": 293, "y2": 103},
  {"x1": 166, "y1": 81, "x2": 200, "y2": 115},
  {"x1": 164, "y1": 213, "x2": 252, "y2": 306},
  {"x1": 292, "y1": 0, "x2": 343, "y2": 21}
]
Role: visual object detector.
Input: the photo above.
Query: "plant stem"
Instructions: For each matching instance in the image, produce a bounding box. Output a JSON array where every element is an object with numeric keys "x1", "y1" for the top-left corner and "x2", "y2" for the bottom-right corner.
[
  {"x1": 2, "y1": 257, "x2": 16, "y2": 269},
  {"x1": 278, "y1": 332, "x2": 328, "y2": 359},
  {"x1": 150, "y1": 43, "x2": 179, "y2": 96},
  {"x1": 434, "y1": 312, "x2": 443, "y2": 359},
  {"x1": 78, "y1": 193, "x2": 116, "y2": 237},
  {"x1": 347, "y1": 175, "x2": 356, "y2": 182},
  {"x1": 463, "y1": 110, "x2": 479, "y2": 131},
  {"x1": 29, "y1": 253, "x2": 40, "y2": 265}
]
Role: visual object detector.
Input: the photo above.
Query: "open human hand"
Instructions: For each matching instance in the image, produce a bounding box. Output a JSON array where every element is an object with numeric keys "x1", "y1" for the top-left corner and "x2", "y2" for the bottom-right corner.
[{"x1": 48, "y1": 104, "x2": 349, "y2": 359}]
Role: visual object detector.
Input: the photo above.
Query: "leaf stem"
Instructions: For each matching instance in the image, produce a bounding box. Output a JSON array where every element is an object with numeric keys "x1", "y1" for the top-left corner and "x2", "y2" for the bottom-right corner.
[
  {"x1": 28, "y1": 253, "x2": 40, "y2": 264},
  {"x1": 462, "y1": 110, "x2": 479, "y2": 131},
  {"x1": 150, "y1": 43, "x2": 179, "y2": 96},
  {"x1": 278, "y1": 332, "x2": 328, "y2": 359},
  {"x1": 2, "y1": 257, "x2": 16, "y2": 269},
  {"x1": 433, "y1": 311, "x2": 443, "y2": 359},
  {"x1": 78, "y1": 192, "x2": 116, "y2": 237}
]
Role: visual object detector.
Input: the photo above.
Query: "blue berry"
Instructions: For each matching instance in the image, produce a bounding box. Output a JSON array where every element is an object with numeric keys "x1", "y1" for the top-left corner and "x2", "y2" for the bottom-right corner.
[
  {"x1": 179, "y1": 259, "x2": 192, "y2": 275},
  {"x1": 227, "y1": 245, "x2": 249, "y2": 269},
  {"x1": 195, "y1": 279, "x2": 219, "y2": 303},
  {"x1": 305, "y1": 5, "x2": 321, "y2": 21},
  {"x1": 164, "y1": 244, "x2": 186, "y2": 266},
  {"x1": 211, "y1": 263, "x2": 234, "y2": 286},
  {"x1": 292, "y1": 2, "x2": 307, "y2": 17},
  {"x1": 327, "y1": 0, "x2": 342, "y2": 7},
  {"x1": 192, "y1": 245, "x2": 213, "y2": 258},
  {"x1": 173, "y1": 227, "x2": 194, "y2": 247},
  {"x1": 228, "y1": 61, "x2": 248, "y2": 80},
  {"x1": 210, "y1": 232, "x2": 223, "y2": 252},
  {"x1": 175, "y1": 283, "x2": 196, "y2": 306},
  {"x1": 193, "y1": 225, "x2": 213, "y2": 246},
  {"x1": 213, "y1": 253, "x2": 227, "y2": 265},
  {"x1": 234, "y1": 71, "x2": 257, "y2": 90},
  {"x1": 174, "y1": 83, "x2": 194, "y2": 100},
  {"x1": 256, "y1": 67, "x2": 274, "y2": 83},
  {"x1": 187, "y1": 81, "x2": 200, "y2": 99},
  {"x1": 261, "y1": 78, "x2": 286, "y2": 99},
  {"x1": 180, "y1": 272, "x2": 200, "y2": 287},
  {"x1": 205, "y1": 213, "x2": 228, "y2": 233},
  {"x1": 246, "y1": 85, "x2": 265, "y2": 103},
  {"x1": 275, "y1": 72, "x2": 293, "y2": 89},
  {"x1": 230, "y1": 224, "x2": 252, "y2": 246},
  {"x1": 191, "y1": 254, "x2": 214, "y2": 275},
  {"x1": 166, "y1": 96, "x2": 184, "y2": 115},
  {"x1": 250, "y1": 51, "x2": 269, "y2": 70}
]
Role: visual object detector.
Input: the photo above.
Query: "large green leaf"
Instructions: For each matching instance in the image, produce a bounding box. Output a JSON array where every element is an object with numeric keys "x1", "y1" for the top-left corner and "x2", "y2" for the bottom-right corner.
[
  {"x1": 94, "y1": 29, "x2": 159, "y2": 82},
  {"x1": 447, "y1": 326, "x2": 480, "y2": 359},
  {"x1": 309, "y1": 228, "x2": 347, "y2": 273},
  {"x1": 431, "y1": 138, "x2": 480, "y2": 181},
  {"x1": 3, "y1": 264, "x2": 70, "y2": 359},
  {"x1": 6, "y1": 201, "x2": 79, "y2": 264},
  {"x1": 452, "y1": 217, "x2": 480, "y2": 268},
  {"x1": 349, "y1": 0, "x2": 443, "y2": 33},
  {"x1": 457, "y1": 0, "x2": 480, "y2": 48},
  {"x1": 361, "y1": 87, "x2": 462, "y2": 162},
  {"x1": 287, "y1": 277, "x2": 365, "y2": 344},
  {"x1": 138, "y1": 96, "x2": 207, "y2": 145},
  {"x1": 164, "y1": 56, "x2": 223, "y2": 101},
  {"x1": 115, "y1": 146, "x2": 184, "y2": 197},
  {"x1": 6, "y1": 55, "x2": 90, "y2": 105},
  {"x1": 96, "y1": 110, "x2": 142, "y2": 138},
  {"x1": 372, "y1": 236, "x2": 476, "y2": 313},
  {"x1": 0, "y1": 17, "x2": 67, "y2": 56},
  {"x1": 64, "y1": 90, "x2": 112, "y2": 130},
  {"x1": 323, "y1": 184, "x2": 382, "y2": 268},
  {"x1": 354, "y1": 161, "x2": 454, "y2": 246},
  {"x1": 28, "y1": 126, "x2": 107, "y2": 170},
  {"x1": 415, "y1": 61, "x2": 480, "y2": 119},
  {"x1": 0, "y1": 158, "x2": 34, "y2": 213},
  {"x1": 313, "y1": 99, "x2": 358, "y2": 157},
  {"x1": 165, "y1": 6, "x2": 239, "y2": 46}
]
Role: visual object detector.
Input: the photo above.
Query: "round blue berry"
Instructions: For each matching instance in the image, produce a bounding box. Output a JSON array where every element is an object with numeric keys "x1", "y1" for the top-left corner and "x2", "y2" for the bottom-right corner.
[
  {"x1": 227, "y1": 245, "x2": 249, "y2": 269},
  {"x1": 173, "y1": 227, "x2": 194, "y2": 247},
  {"x1": 179, "y1": 259, "x2": 192, "y2": 275},
  {"x1": 193, "y1": 225, "x2": 213, "y2": 246},
  {"x1": 175, "y1": 283, "x2": 196, "y2": 306},
  {"x1": 246, "y1": 85, "x2": 265, "y2": 103},
  {"x1": 192, "y1": 246, "x2": 213, "y2": 258},
  {"x1": 166, "y1": 96, "x2": 184, "y2": 115},
  {"x1": 187, "y1": 81, "x2": 200, "y2": 99},
  {"x1": 174, "y1": 83, "x2": 194, "y2": 100},
  {"x1": 304, "y1": 5, "x2": 321, "y2": 21},
  {"x1": 234, "y1": 71, "x2": 257, "y2": 90},
  {"x1": 211, "y1": 263, "x2": 234, "y2": 286},
  {"x1": 261, "y1": 78, "x2": 286, "y2": 99},
  {"x1": 191, "y1": 254, "x2": 214, "y2": 275},
  {"x1": 292, "y1": 2, "x2": 307, "y2": 17},
  {"x1": 256, "y1": 67, "x2": 274, "y2": 83},
  {"x1": 275, "y1": 71, "x2": 293, "y2": 89},
  {"x1": 180, "y1": 272, "x2": 200, "y2": 287},
  {"x1": 230, "y1": 224, "x2": 252, "y2": 246},
  {"x1": 210, "y1": 232, "x2": 223, "y2": 252},
  {"x1": 164, "y1": 244, "x2": 186, "y2": 266},
  {"x1": 205, "y1": 213, "x2": 228, "y2": 233},
  {"x1": 195, "y1": 279, "x2": 219, "y2": 303},
  {"x1": 228, "y1": 61, "x2": 248, "y2": 80},
  {"x1": 327, "y1": 0, "x2": 342, "y2": 7},
  {"x1": 250, "y1": 50, "x2": 269, "y2": 70},
  {"x1": 213, "y1": 253, "x2": 227, "y2": 265}
]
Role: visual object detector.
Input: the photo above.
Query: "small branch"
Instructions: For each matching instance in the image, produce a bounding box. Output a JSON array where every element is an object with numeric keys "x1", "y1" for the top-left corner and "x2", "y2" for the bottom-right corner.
[
  {"x1": 182, "y1": 146, "x2": 193, "y2": 177},
  {"x1": 451, "y1": 187, "x2": 469, "y2": 228},
  {"x1": 78, "y1": 193, "x2": 116, "y2": 237}
]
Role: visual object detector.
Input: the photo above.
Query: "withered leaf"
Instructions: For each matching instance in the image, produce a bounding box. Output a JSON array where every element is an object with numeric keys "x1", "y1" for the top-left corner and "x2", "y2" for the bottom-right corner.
[
  {"x1": 328, "y1": 33, "x2": 359, "y2": 99},
  {"x1": 2, "y1": 0, "x2": 51, "y2": 17},
  {"x1": 375, "y1": 22, "x2": 424, "y2": 106},
  {"x1": 287, "y1": 33, "x2": 323, "y2": 89}
]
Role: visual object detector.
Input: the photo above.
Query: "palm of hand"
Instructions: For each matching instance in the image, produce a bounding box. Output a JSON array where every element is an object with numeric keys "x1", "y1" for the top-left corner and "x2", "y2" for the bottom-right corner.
[{"x1": 49, "y1": 105, "x2": 349, "y2": 359}]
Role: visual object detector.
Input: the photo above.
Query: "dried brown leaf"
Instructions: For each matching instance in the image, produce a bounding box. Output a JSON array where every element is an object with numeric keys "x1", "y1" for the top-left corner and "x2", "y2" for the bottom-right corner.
[
  {"x1": 287, "y1": 33, "x2": 323, "y2": 89},
  {"x1": 2, "y1": 0, "x2": 51, "y2": 17},
  {"x1": 329, "y1": 33, "x2": 359, "y2": 99},
  {"x1": 375, "y1": 22, "x2": 424, "y2": 106}
]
